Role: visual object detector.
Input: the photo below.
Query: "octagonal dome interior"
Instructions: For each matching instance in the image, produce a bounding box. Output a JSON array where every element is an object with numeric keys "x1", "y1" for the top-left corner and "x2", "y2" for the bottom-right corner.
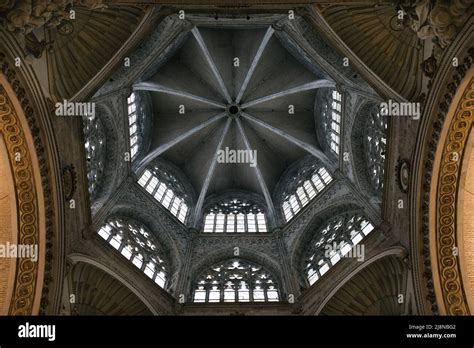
[{"x1": 133, "y1": 25, "x2": 335, "y2": 221}]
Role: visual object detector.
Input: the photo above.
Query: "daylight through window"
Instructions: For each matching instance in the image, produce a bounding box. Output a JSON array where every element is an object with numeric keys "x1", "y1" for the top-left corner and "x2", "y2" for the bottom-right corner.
[
  {"x1": 304, "y1": 214, "x2": 374, "y2": 285},
  {"x1": 138, "y1": 168, "x2": 189, "y2": 223},
  {"x1": 98, "y1": 218, "x2": 168, "y2": 288},
  {"x1": 193, "y1": 259, "x2": 279, "y2": 303},
  {"x1": 323, "y1": 90, "x2": 342, "y2": 154},
  {"x1": 282, "y1": 166, "x2": 332, "y2": 222},
  {"x1": 127, "y1": 93, "x2": 139, "y2": 159},
  {"x1": 203, "y1": 198, "x2": 267, "y2": 233},
  {"x1": 365, "y1": 107, "x2": 388, "y2": 192}
]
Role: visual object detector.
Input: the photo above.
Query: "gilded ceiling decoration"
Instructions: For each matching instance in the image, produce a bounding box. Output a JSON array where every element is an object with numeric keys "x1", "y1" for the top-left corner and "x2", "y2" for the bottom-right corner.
[
  {"x1": 399, "y1": 0, "x2": 473, "y2": 60},
  {"x1": 0, "y1": 1, "x2": 106, "y2": 35},
  {"x1": 0, "y1": 85, "x2": 41, "y2": 315},
  {"x1": 434, "y1": 76, "x2": 473, "y2": 315}
]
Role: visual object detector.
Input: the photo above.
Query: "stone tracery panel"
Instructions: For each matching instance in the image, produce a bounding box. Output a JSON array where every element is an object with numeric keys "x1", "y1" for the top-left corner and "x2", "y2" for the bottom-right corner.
[
  {"x1": 83, "y1": 114, "x2": 106, "y2": 199},
  {"x1": 97, "y1": 217, "x2": 169, "y2": 289},
  {"x1": 302, "y1": 213, "x2": 374, "y2": 286},
  {"x1": 203, "y1": 197, "x2": 267, "y2": 233},
  {"x1": 192, "y1": 258, "x2": 280, "y2": 303},
  {"x1": 364, "y1": 105, "x2": 388, "y2": 193}
]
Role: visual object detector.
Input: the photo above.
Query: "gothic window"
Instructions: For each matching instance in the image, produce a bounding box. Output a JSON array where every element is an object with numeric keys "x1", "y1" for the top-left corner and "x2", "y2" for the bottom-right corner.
[
  {"x1": 138, "y1": 167, "x2": 189, "y2": 223},
  {"x1": 97, "y1": 218, "x2": 168, "y2": 288},
  {"x1": 365, "y1": 107, "x2": 388, "y2": 192},
  {"x1": 303, "y1": 213, "x2": 374, "y2": 286},
  {"x1": 193, "y1": 259, "x2": 279, "y2": 303},
  {"x1": 127, "y1": 92, "x2": 139, "y2": 159},
  {"x1": 322, "y1": 90, "x2": 342, "y2": 154},
  {"x1": 203, "y1": 198, "x2": 267, "y2": 233},
  {"x1": 281, "y1": 165, "x2": 332, "y2": 222},
  {"x1": 83, "y1": 115, "x2": 106, "y2": 199}
]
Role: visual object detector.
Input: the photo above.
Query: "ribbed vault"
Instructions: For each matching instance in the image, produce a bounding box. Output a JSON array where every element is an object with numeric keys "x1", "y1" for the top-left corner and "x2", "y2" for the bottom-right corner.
[{"x1": 134, "y1": 25, "x2": 336, "y2": 226}]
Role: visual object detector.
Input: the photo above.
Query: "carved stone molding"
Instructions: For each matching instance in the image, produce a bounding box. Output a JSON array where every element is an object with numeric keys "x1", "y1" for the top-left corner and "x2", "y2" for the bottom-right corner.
[
  {"x1": 0, "y1": 50, "x2": 56, "y2": 315},
  {"x1": 0, "y1": 85, "x2": 41, "y2": 315},
  {"x1": 433, "y1": 76, "x2": 473, "y2": 315},
  {"x1": 0, "y1": 1, "x2": 106, "y2": 35},
  {"x1": 62, "y1": 164, "x2": 77, "y2": 201},
  {"x1": 395, "y1": 158, "x2": 410, "y2": 194},
  {"x1": 417, "y1": 48, "x2": 473, "y2": 315},
  {"x1": 400, "y1": 0, "x2": 473, "y2": 61}
]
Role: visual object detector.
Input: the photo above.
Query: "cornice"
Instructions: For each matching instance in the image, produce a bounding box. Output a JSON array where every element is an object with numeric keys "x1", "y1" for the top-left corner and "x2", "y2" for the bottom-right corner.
[{"x1": 410, "y1": 17, "x2": 473, "y2": 314}]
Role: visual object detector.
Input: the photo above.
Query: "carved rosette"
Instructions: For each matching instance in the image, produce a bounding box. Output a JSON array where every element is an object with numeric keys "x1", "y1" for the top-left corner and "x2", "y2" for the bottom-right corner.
[
  {"x1": 436, "y1": 78, "x2": 474, "y2": 315},
  {"x1": 0, "y1": 86, "x2": 40, "y2": 315}
]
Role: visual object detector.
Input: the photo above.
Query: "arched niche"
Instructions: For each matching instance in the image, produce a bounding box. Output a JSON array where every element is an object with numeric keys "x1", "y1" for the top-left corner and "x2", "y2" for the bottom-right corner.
[
  {"x1": 316, "y1": 251, "x2": 408, "y2": 315},
  {"x1": 65, "y1": 256, "x2": 158, "y2": 315}
]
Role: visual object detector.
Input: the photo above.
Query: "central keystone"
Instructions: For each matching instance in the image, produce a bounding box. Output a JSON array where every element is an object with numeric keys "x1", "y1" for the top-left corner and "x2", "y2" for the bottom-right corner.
[{"x1": 227, "y1": 103, "x2": 241, "y2": 118}]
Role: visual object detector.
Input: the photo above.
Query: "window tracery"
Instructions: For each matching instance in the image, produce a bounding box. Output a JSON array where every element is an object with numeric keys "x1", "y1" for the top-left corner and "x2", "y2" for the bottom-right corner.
[
  {"x1": 97, "y1": 218, "x2": 168, "y2": 288},
  {"x1": 83, "y1": 115, "x2": 106, "y2": 199},
  {"x1": 322, "y1": 89, "x2": 342, "y2": 154},
  {"x1": 281, "y1": 165, "x2": 332, "y2": 222},
  {"x1": 193, "y1": 259, "x2": 279, "y2": 303},
  {"x1": 127, "y1": 92, "x2": 139, "y2": 159},
  {"x1": 203, "y1": 198, "x2": 267, "y2": 233},
  {"x1": 138, "y1": 167, "x2": 189, "y2": 223},
  {"x1": 365, "y1": 107, "x2": 387, "y2": 192},
  {"x1": 303, "y1": 213, "x2": 374, "y2": 285}
]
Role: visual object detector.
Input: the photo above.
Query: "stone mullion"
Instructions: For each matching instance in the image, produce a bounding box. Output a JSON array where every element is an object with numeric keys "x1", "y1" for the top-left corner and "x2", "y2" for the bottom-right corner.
[
  {"x1": 174, "y1": 233, "x2": 195, "y2": 302},
  {"x1": 160, "y1": 187, "x2": 169, "y2": 205},
  {"x1": 204, "y1": 282, "x2": 211, "y2": 303},
  {"x1": 294, "y1": 192, "x2": 303, "y2": 210},
  {"x1": 176, "y1": 200, "x2": 184, "y2": 220},
  {"x1": 233, "y1": 280, "x2": 238, "y2": 303},
  {"x1": 219, "y1": 276, "x2": 225, "y2": 303},
  {"x1": 169, "y1": 195, "x2": 176, "y2": 212},
  {"x1": 262, "y1": 282, "x2": 269, "y2": 302},
  {"x1": 301, "y1": 183, "x2": 312, "y2": 200},
  {"x1": 316, "y1": 171, "x2": 326, "y2": 187},
  {"x1": 246, "y1": 267, "x2": 255, "y2": 302},
  {"x1": 288, "y1": 198, "x2": 297, "y2": 218},
  {"x1": 275, "y1": 229, "x2": 299, "y2": 298}
]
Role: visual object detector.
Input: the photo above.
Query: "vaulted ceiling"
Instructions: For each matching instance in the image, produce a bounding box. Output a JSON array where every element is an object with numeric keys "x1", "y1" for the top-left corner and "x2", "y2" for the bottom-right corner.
[
  {"x1": 319, "y1": 4, "x2": 424, "y2": 100},
  {"x1": 46, "y1": 5, "x2": 146, "y2": 100},
  {"x1": 133, "y1": 24, "x2": 339, "y2": 220}
]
